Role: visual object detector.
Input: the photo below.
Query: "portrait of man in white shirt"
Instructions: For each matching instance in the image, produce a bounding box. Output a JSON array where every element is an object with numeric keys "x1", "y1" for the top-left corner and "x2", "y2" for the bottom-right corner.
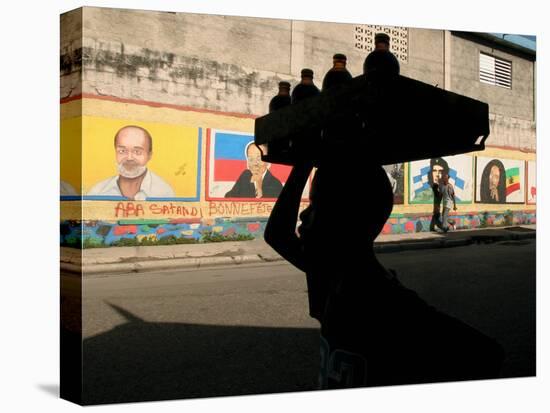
[{"x1": 87, "y1": 125, "x2": 175, "y2": 200}]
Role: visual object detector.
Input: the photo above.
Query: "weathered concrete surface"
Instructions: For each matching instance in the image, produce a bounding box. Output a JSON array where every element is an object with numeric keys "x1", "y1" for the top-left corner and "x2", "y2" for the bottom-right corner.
[
  {"x1": 60, "y1": 8, "x2": 83, "y2": 99},
  {"x1": 452, "y1": 35, "x2": 535, "y2": 122}
]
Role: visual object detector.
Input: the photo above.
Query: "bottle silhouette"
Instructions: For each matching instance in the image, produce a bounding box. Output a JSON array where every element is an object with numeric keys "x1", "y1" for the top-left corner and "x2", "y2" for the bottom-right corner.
[
  {"x1": 269, "y1": 81, "x2": 292, "y2": 112},
  {"x1": 288, "y1": 69, "x2": 322, "y2": 163},
  {"x1": 265, "y1": 81, "x2": 292, "y2": 164},
  {"x1": 319, "y1": 54, "x2": 355, "y2": 158},
  {"x1": 291, "y1": 68, "x2": 320, "y2": 104},
  {"x1": 322, "y1": 54, "x2": 353, "y2": 91},
  {"x1": 363, "y1": 32, "x2": 400, "y2": 76}
]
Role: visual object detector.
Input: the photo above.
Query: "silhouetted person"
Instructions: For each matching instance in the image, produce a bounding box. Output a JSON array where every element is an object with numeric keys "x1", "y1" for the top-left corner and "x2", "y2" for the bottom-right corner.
[
  {"x1": 480, "y1": 159, "x2": 507, "y2": 203},
  {"x1": 428, "y1": 157, "x2": 449, "y2": 231},
  {"x1": 439, "y1": 173, "x2": 457, "y2": 232},
  {"x1": 265, "y1": 143, "x2": 504, "y2": 388}
]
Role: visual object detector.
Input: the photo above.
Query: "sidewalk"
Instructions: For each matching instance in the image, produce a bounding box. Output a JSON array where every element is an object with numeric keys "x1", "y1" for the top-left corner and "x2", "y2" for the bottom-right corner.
[{"x1": 61, "y1": 225, "x2": 536, "y2": 276}]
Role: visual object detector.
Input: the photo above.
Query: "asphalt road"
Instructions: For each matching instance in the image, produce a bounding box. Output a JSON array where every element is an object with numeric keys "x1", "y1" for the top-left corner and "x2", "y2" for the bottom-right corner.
[{"x1": 70, "y1": 238, "x2": 536, "y2": 405}]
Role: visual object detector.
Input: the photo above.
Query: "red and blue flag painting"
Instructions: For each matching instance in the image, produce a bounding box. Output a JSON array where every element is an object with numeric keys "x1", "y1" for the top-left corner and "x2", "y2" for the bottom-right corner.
[{"x1": 206, "y1": 129, "x2": 308, "y2": 200}]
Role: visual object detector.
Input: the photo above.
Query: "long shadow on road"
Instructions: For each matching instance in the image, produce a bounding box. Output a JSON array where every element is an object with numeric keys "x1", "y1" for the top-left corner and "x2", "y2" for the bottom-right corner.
[{"x1": 82, "y1": 303, "x2": 320, "y2": 405}]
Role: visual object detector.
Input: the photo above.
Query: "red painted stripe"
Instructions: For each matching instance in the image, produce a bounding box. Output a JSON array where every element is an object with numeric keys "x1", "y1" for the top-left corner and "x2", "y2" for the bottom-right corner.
[
  {"x1": 213, "y1": 161, "x2": 292, "y2": 183},
  {"x1": 60, "y1": 94, "x2": 83, "y2": 105},
  {"x1": 205, "y1": 128, "x2": 212, "y2": 198},
  {"x1": 214, "y1": 159, "x2": 248, "y2": 181},
  {"x1": 269, "y1": 164, "x2": 292, "y2": 183},
  {"x1": 60, "y1": 93, "x2": 259, "y2": 120},
  {"x1": 505, "y1": 182, "x2": 521, "y2": 196},
  {"x1": 60, "y1": 96, "x2": 537, "y2": 155}
]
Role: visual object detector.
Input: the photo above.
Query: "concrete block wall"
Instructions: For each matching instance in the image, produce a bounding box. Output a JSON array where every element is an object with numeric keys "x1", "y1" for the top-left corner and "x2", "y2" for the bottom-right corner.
[{"x1": 450, "y1": 34, "x2": 535, "y2": 151}]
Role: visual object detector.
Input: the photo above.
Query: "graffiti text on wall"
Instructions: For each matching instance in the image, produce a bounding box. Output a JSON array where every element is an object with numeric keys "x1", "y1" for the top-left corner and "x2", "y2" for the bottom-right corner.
[
  {"x1": 114, "y1": 202, "x2": 204, "y2": 218},
  {"x1": 112, "y1": 201, "x2": 309, "y2": 218}
]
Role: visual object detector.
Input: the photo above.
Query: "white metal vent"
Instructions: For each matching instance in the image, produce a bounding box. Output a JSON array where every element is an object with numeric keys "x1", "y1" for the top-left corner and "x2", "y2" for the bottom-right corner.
[
  {"x1": 354, "y1": 25, "x2": 408, "y2": 63},
  {"x1": 479, "y1": 52, "x2": 512, "y2": 89}
]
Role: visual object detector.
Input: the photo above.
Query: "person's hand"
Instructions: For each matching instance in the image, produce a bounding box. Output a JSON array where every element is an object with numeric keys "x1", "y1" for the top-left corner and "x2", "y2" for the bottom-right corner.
[{"x1": 250, "y1": 173, "x2": 263, "y2": 198}]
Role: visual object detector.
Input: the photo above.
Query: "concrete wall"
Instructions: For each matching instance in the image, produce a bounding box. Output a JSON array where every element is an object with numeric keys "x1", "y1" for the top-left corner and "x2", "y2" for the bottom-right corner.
[
  {"x1": 451, "y1": 35, "x2": 536, "y2": 150},
  {"x1": 402, "y1": 28, "x2": 445, "y2": 86},
  {"x1": 60, "y1": 8, "x2": 82, "y2": 99},
  {"x1": 61, "y1": 8, "x2": 449, "y2": 117},
  {"x1": 60, "y1": 7, "x2": 536, "y2": 248},
  {"x1": 451, "y1": 35, "x2": 535, "y2": 121}
]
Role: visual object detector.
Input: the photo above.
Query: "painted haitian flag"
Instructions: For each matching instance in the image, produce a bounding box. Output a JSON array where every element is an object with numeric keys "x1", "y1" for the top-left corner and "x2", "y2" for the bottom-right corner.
[{"x1": 206, "y1": 129, "x2": 298, "y2": 200}]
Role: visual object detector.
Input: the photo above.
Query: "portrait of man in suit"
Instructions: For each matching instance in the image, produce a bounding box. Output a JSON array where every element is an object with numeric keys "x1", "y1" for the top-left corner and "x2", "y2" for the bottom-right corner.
[{"x1": 225, "y1": 141, "x2": 283, "y2": 199}]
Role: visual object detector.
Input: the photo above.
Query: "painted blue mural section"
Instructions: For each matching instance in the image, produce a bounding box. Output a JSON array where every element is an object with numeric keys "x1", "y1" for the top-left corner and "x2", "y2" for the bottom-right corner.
[{"x1": 61, "y1": 210, "x2": 536, "y2": 249}]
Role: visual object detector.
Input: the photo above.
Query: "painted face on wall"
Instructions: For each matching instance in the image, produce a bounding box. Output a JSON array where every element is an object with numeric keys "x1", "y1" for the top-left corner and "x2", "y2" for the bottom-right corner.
[
  {"x1": 246, "y1": 144, "x2": 267, "y2": 177},
  {"x1": 489, "y1": 164, "x2": 501, "y2": 201},
  {"x1": 489, "y1": 165, "x2": 500, "y2": 189},
  {"x1": 115, "y1": 127, "x2": 152, "y2": 178},
  {"x1": 432, "y1": 164, "x2": 444, "y2": 184}
]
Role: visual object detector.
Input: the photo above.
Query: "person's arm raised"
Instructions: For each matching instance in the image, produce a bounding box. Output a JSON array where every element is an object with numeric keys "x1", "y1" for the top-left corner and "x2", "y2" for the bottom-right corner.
[{"x1": 264, "y1": 163, "x2": 313, "y2": 272}]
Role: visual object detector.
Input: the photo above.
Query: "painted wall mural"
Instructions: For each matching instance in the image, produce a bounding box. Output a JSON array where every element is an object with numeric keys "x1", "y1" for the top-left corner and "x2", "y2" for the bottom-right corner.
[
  {"x1": 383, "y1": 163, "x2": 405, "y2": 205},
  {"x1": 61, "y1": 209, "x2": 537, "y2": 248},
  {"x1": 409, "y1": 154, "x2": 473, "y2": 204},
  {"x1": 527, "y1": 160, "x2": 536, "y2": 205},
  {"x1": 475, "y1": 157, "x2": 525, "y2": 204},
  {"x1": 60, "y1": 117, "x2": 82, "y2": 199},
  {"x1": 206, "y1": 129, "x2": 309, "y2": 200},
  {"x1": 61, "y1": 116, "x2": 202, "y2": 201},
  {"x1": 60, "y1": 105, "x2": 535, "y2": 245}
]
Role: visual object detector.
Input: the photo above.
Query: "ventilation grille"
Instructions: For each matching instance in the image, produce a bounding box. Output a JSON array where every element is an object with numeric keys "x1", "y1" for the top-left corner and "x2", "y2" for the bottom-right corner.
[
  {"x1": 479, "y1": 52, "x2": 512, "y2": 89},
  {"x1": 354, "y1": 25, "x2": 408, "y2": 63}
]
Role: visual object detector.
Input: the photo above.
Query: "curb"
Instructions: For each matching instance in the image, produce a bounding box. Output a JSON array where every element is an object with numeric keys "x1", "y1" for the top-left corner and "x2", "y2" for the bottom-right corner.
[
  {"x1": 62, "y1": 231, "x2": 535, "y2": 276},
  {"x1": 62, "y1": 254, "x2": 272, "y2": 276}
]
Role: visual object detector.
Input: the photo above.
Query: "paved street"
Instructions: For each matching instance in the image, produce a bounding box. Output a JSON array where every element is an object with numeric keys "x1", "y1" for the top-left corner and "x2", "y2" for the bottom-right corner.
[{"x1": 73, "y1": 238, "x2": 536, "y2": 405}]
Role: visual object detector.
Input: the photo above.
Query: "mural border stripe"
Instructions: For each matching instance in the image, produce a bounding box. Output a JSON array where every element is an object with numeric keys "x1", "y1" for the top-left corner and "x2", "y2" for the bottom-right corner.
[{"x1": 61, "y1": 94, "x2": 259, "y2": 120}]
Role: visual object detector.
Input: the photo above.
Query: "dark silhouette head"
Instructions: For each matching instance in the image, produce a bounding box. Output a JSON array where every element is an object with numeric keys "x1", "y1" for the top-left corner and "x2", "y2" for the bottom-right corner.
[{"x1": 480, "y1": 159, "x2": 506, "y2": 203}]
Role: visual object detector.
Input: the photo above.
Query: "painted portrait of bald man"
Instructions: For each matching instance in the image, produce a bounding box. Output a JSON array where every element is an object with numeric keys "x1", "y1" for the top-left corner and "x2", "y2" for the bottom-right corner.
[{"x1": 87, "y1": 125, "x2": 175, "y2": 200}]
